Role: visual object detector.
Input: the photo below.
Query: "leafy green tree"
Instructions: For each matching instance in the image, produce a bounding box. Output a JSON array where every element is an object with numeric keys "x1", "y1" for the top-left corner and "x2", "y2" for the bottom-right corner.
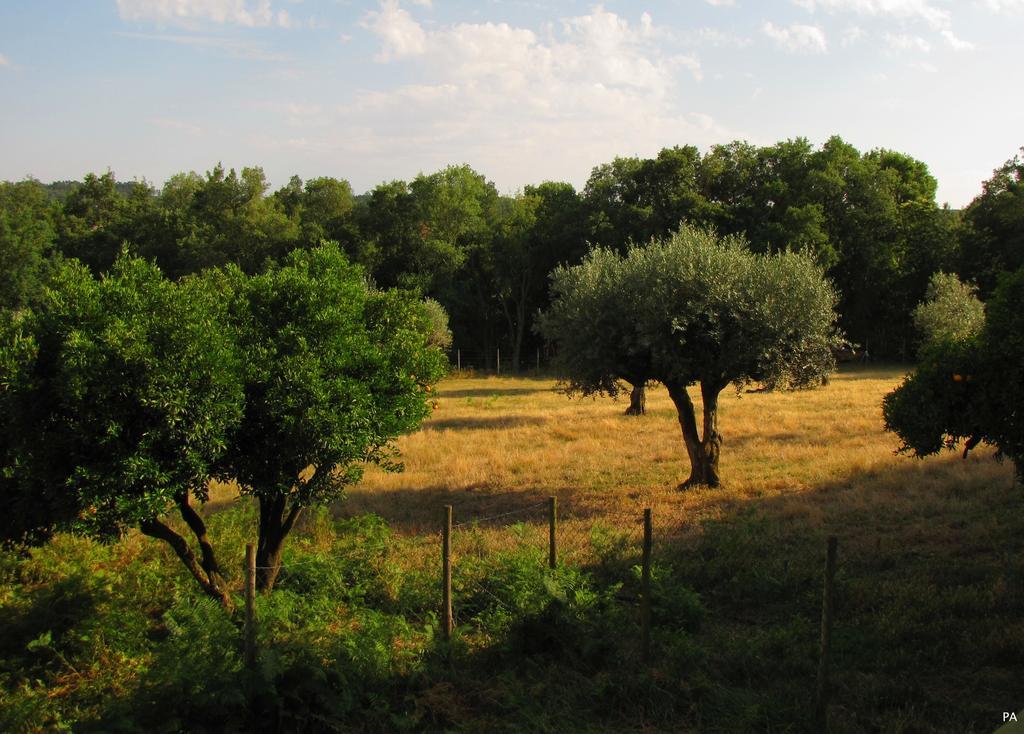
[
  {"x1": 959, "y1": 150, "x2": 1024, "y2": 296},
  {"x1": 274, "y1": 175, "x2": 364, "y2": 261},
  {"x1": 421, "y1": 297, "x2": 454, "y2": 351},
  {"x1": 884, "y1": 268, "x2": 1024, "y2": 478},
  {"x1": 912, "y1": 272, "x2": 985, "y2": 356},
  {"x1": 212, "y1": 243, "x2": 447, "y2": 590},
  {"x1": 582, "y1": 155, "x2": 648, "y2": 251},
  {"x1": 0, "y1": 180, "x2": 57, "y2": 309},
  {"x1": 0, "y1": 257, "x2": 243, "y2": 606},
  {"x1": 358, "y1": 179, "x2": 423, "y2": 289},
  {"x1": 489, "y1": 192, "x2": 541, "y2": 372},
  {"x1": 179, "y1": 165, "x2": 300, "y2": 274},
  {"x1": 539, "y1": 225, "x2": 840, "y2": 487},
  {"x1": 56, "y1": 172, "x2": 129, "y2": 273}
]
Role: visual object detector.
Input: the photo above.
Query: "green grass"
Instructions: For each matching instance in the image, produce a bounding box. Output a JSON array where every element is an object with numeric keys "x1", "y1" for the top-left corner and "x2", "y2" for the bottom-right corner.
[{"x1": 2, "y1": 369, "x2": 1023, "y2": 732}]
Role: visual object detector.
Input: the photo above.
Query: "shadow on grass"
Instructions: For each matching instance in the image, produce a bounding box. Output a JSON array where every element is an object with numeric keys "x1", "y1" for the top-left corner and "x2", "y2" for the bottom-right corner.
[
  {"x1": 436, "y1": 386, "x2": 557, "y2": 399},
  {"x1": 10, "y1": 451, "x2": 1024, "y2": 734},
  {"x1": 0, "y1": 575, "x2": 98, "y2": 672},
  {"x1": 422, "y1": 415, "x2": 547, "y2": 433},
  {"x1": 833, "y1": 362, "x2": 911, "y2": 380},
  {"x1": 337, "y1": 451, "x2": 1023, "y2": 732}
]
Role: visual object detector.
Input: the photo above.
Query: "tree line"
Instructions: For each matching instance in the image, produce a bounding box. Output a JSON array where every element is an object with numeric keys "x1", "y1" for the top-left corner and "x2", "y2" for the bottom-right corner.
[{"x1": 3, "y1": 136, "x2": 1021, "y2": 364}]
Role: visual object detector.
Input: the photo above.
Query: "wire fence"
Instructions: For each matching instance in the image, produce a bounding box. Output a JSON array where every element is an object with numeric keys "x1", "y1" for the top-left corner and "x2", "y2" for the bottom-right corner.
[
  {"x1": 238, "y1": 497, "x2": 841, "y2": 725},
  {"x1": 447, "y1": 346, "x2": 549, "y2": 375}
]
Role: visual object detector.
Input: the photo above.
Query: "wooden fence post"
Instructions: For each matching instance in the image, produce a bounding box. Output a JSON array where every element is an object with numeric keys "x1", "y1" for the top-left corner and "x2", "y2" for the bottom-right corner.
[
  {"x1": 641, "y1": 508, "x2": 652, "y2": 664},
  {"x1": 442, "y1": 505, "x2": 453, "y2": 641},
  {"x1": 457, "y1": 349, "x2": 461, "y2": 373},
  {"x1": 536, "y1": 348, "x2": 540, "y2": 373},
  {"x1": 244, "y1": 543, "x2": 256, "y2": 669},
  {"x1": 548, "y1": 496, "x2": 557, "y2": 570},
  {"x1": 815, "y1": 536, "x2": 838, "y2": 732},
  {"x1": 496, "y1": 348, "x2": 501, "y2": 375}
]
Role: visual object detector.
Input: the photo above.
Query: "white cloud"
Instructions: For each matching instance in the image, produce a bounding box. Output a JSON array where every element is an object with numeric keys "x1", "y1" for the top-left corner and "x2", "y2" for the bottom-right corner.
[
  {"x1": 705, "y1": 0, "x2": 736, "y2": 5},
  {"x1": 841, "y1": 25, "x2": 864, "y2": 46},
  {"x1": 684, "y1": 27, "x2": 752, "y2": 48},
  {"x1": 116, "y1": 0, "x2": 292, "y2": 28},
  {"x1": 939, "y1": 29, "x2": 974, "y2": 50},
  {"x1": 261, "y1": 5, "x2": 736, "y2": 190},
  {"x1": 0, "y1": 53, "x2": 9, "y2": 67},
  {"x1": 883, "y1": 32, "x2": 931, "y2": 51},
  {"x1": 362, "y1": 0, "x2": 426, "y2": 61},
  {"x1": 910, "y1": 60, "x2": 938, "y2": 72},
  {"x1": 982, "y1": 0, "x2": 1024, "y2": 11},
  {"x1": 761, "y1": 21, "x2": 829, "y2": 54},
  {"x1": 793, "y1": 0, "x2": 951, "y2": 30}
]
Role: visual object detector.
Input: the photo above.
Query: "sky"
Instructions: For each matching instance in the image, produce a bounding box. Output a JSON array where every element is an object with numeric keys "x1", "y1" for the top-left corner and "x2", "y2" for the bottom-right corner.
[{"x1": 1, "y1": 1, "x2": 1022, "y2": 208}]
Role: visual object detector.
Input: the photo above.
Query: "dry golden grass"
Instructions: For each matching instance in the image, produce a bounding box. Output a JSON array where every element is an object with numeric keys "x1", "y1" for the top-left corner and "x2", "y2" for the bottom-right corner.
[{"x1": 340, "y1": 365, "x2": 1016, "y2": 565}]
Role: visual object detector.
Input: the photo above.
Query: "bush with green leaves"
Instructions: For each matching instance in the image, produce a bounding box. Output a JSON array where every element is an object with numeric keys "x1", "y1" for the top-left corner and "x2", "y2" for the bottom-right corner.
[
  {"x1": 0, "y1": 242, "x2": 447, "y2": 602},
  {"x1": 911, "y1": 271, "x2": 985, "y2": 357},
  {"x1": 0, "y1": 256, "x2": 243, "y2": 605},
  {"x1": 210, "y1": 243, "x2": 448, "y2": 590},
  {"x1": 539, "y1": 224, "x2": 841, "y2": 487},
  {"x1": 885, "y1": 267, "x2": 1024, "y2": 476}
]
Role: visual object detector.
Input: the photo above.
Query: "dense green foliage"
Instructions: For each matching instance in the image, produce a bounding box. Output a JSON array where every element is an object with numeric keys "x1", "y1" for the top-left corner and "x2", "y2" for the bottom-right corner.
[
  {"x1": 0, "y1": 244, "x2": 447, "y2": 597},
  {"x1": 6, "y1": 135, "x2": 1005, "y2": 363},
  {"x1": 0, "y1": 180, "x2": 58, "y2": 310},
  {"x1": 539, "y1": 225, "x2": 840, "y2": 486},
  {"x1": 911, "y1": 271, "x2": 985, "y2": 356},
  {"x1": 884, "y1": 268, "x2": 1024, "y2": 476},
  {"x1": 210, "y1": 244, "x2": 448, "y2": 589},
  {"x1": 0, "y1": 257, "x2": 242, "y2": 547},
  {"x1": 959, "y1": 149, "x2": 1024, "y2": 296}
]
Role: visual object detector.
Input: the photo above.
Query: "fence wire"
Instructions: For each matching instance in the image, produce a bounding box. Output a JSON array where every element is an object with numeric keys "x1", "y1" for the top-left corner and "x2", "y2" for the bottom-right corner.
[{"x1": 243, "y1": 498, "x2": 660, "y2": 639}]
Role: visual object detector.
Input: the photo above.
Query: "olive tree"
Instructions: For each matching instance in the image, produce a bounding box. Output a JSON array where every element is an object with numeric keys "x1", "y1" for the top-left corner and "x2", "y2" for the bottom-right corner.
[
  {"x1": 213, "y1": 243, "x2": 447, "y2": 590},
  {"x1": 0, "y1": 257, "x2": 243, "y2": 607},
  {"x1": 539, "y1": 225, "x2": 840, "y2": 487},
  {"x1": 912, "y1": 272, "x2": 985, "y2": 357}
]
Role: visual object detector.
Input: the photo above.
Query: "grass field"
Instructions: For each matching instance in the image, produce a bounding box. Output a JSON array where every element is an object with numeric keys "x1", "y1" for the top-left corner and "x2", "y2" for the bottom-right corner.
[
  {"x1": 348, "y1": 366, "x2": 1024, "y2": 732},
  {"x1": 3, "y1": 365, "x2": 1023, "y2": 733}
]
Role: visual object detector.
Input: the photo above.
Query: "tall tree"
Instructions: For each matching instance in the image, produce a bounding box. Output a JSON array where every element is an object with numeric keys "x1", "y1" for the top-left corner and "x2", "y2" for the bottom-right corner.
[
  {"x1": 540, "y1": 225, "x2": 840, "y2": 487},
  {"x1": 884, "y1": 267, "x2": 1024, "y2": 478},
  {"x1": 0, "y1": 180, "x2": 57, "y2": 309},
  {"x1": 959, "y1": 149, "x2": 1024, "y2": 296},
  {"x1": 211, "y1": 243, "x2": 447, "y2": 590},
  {"x1": 0, "y1": 257, "x2": 243, "y2": 607}
]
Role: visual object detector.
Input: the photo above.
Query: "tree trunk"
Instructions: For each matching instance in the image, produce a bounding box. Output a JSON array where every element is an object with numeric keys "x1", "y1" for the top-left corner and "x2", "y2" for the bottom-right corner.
[
  {"x1": 255, "y1": 494, "x2": 303, "y2": 592},
  {"x1": 624, "y1": 382, "x2": 647, "y2": 416},
  {"x1": 176, "y1": 492, "x2": 228, "y2": 595},
  {"x1": 140, "y1": 517, "x2": 233, "y2": 609},
  {"x1": 665, "y1": 380, "x2": 722, "y2": 488}
]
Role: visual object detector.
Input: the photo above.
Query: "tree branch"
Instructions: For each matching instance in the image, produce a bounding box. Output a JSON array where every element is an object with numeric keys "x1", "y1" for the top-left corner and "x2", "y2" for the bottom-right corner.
[
  {"x1": 176, "y1": 491, "x2": 224, "y2": 586},
  {"x1": 140, "y1": 518, "x2": 221, "y2": 602}
]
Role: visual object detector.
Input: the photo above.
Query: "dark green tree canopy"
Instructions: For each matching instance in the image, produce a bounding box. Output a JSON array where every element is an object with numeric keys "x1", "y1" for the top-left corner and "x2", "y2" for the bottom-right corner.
[
  {"x1": 960, "y1": 150, "x2": 1024, "y2": 296},
  {"x1": 0, "y1": 243, "x2": 447, "y2": 599},
  {"x1": 212, "y1": 242, "x2": 448, "y2": 589},
  {"x1": 0, "y1": 257, "x2": 242, "y2": 553},
  {"x1": 0, "y1": 179, "x2": 58, "y2": 310},
  {"x1": 884, "y1": 267, "x2": 1024, "y2": 478}
]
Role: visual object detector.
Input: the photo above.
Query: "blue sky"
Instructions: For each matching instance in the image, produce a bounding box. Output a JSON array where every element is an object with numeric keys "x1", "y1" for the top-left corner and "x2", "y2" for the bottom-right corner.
[{"x1": 1, "y1": 1, "x2": 1022, "y2": 207}]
